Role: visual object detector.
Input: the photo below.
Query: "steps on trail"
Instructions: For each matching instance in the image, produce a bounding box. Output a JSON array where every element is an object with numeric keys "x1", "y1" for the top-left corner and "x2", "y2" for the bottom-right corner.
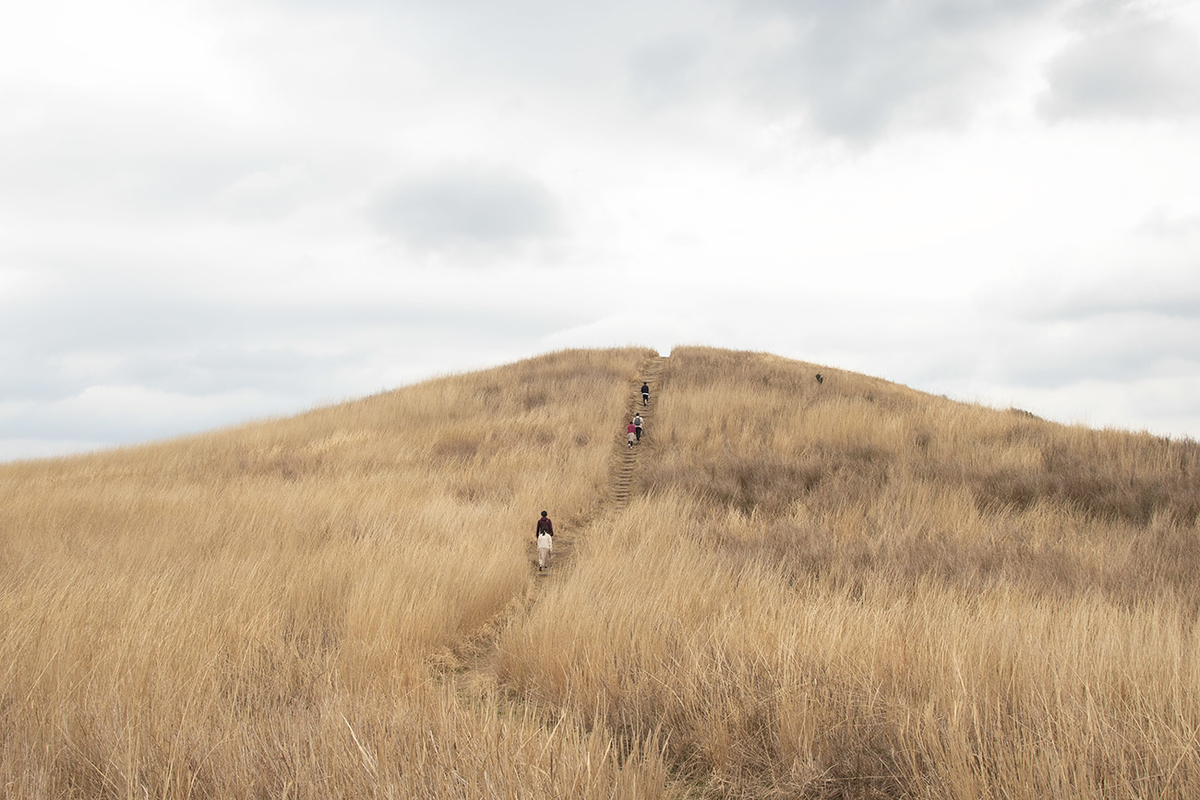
[
  {"x1": 609, "y1": 354, "x2": 667, "y2": 512},
  {"x1": 453, "y1": 354, "x2": 670, "y2": 799},
  {"x1": 533, "y1": 354, "x2": 666, "y2": 579}
]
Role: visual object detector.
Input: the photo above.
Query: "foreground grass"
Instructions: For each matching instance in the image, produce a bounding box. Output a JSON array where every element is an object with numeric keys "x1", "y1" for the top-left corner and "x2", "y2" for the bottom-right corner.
[
  {"x1": 0, "y1": 347, "x2": 672, "y2": 798},
  {"x1": 5, "y1": 345, "x2": 1198, "y2": 798},
  {"x1": 497, "y1": 347, "x2": 1200, "y2": 798}
]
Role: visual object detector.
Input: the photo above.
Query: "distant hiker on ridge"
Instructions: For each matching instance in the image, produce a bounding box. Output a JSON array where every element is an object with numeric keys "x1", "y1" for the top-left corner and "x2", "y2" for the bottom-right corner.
[
  {"x1": 536, "y1": 511, "x2": 554, "y2": 571},
  {"x1": 641, "y1": 381, "x2": 650, "y2": 406},
  {"x1": 627, "y1": 421, "x2": 637, "y2": 448},
  {"x1": 633, "y1": 413, "x2": 643, "y2": 442},
  {"x1": 815, "y1": 373, "x2": 824, "y2": 385}
]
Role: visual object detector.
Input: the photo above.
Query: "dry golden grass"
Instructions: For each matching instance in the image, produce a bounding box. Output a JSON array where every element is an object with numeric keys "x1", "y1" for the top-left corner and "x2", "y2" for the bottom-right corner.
[
  {"x1": 496, "y1": 347, "x2": 1200, "y2": 798},
  {"x1": 0, "y1": 347, "x2": 673, "y2": 799},
  {"x1": 5, "y1": 344, "x2": 1199, "y2": 798}
]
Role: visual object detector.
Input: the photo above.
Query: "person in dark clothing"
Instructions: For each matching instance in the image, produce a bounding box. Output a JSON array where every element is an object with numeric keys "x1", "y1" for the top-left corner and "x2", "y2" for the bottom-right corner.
[
  {"x1": 641, "y1": 382, "x2": 650, "y2": 406},
  {"x1": 633, "y1": 414, "x2": 643, "y2": 441},
  {"x1": 536, "y1": 511, "x2": 554, "y2": 570}
]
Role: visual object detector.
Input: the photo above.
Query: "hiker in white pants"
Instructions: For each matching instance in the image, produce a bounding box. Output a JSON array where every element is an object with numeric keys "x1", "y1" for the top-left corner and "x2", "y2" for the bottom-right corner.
[{"x1": 536, "y1": 511, "x2": 554, "y2": 571}]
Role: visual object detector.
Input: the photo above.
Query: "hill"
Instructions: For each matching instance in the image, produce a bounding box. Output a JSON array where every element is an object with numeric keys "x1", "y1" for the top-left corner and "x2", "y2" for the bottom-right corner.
[{"x1": 2, "y1": 346, "x2": 1198, "y2": 798}]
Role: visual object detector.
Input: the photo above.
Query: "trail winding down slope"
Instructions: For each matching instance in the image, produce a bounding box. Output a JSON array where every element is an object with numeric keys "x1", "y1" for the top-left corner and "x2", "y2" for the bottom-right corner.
[
  {"x1": 536, "y1": 353, "x2": 667, "y2": 581},
  {"x1": 447, "y1": 353, "x2": 667, "y2": 692},
  {"x1": 610, "y1": 354, "x2": 667, "y2": 513}
]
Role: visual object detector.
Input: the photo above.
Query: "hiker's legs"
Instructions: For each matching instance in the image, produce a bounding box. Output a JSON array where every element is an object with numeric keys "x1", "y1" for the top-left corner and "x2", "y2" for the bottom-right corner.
[
  {"x1": 538, "y1": 547, "x2": 549, "y2": 569},
  {"x1": 635, "y1": 427, "x2": 641, "y2": 441},
  {"x1": 643, "y1": 392, "x2": 648, "y2": 405}
]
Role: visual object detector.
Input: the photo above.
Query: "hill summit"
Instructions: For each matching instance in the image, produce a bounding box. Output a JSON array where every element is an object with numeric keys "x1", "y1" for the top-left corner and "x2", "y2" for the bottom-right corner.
[{"x1": 2, "y1": 346, "x2": 1198, "y2": 798}]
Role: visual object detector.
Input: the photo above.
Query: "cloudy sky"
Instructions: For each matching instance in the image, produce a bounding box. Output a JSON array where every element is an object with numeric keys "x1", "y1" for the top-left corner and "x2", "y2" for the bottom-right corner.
[{"x1": 2, "y1": 0, "x2": 1199, "y2": 460}]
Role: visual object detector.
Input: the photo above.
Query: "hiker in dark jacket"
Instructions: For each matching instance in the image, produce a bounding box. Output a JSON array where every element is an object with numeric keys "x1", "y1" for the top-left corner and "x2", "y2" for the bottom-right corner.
[
  {"x1": 535, "y1": 511, "x2": 554, "y2": 570},
  {"x1": 641, "y1": 382, "x2": 650, "y2": 406}
]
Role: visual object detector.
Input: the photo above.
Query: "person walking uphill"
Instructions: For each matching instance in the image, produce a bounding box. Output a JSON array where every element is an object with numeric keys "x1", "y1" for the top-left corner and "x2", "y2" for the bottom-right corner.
[
  {"x1": 633, "y1": 413, "x2": 643, "y2": 442},
  {"x1": 627, "y1": 421, "x2": 637, "y2": 448},
  {"x1": 536, "y1": 511, "x2": 554, "y2": 571},
  {"x1": 641, "y1": 381, "x2": 650, "y2": 406}
]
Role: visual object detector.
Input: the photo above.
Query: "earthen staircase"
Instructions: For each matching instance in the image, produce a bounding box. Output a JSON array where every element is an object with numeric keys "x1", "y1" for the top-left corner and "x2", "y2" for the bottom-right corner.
[
  {"x1": 530, "y1": 353, "x2": 667, "y2": 582},
  {"x1": 610, "y1": 354, "x2": 667, "y2": 512}
]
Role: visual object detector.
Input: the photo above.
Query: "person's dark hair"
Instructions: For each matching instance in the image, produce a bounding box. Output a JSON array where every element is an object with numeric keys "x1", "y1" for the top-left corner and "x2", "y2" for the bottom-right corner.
[{"x1": 541, "y1": 511, "x2": 548, "y2": 517}]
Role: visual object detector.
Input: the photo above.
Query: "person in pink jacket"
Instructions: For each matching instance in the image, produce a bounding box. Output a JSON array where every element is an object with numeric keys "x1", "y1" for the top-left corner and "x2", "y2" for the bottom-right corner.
[{"x1": 627, "y1": 421, "x2": 637, "y2": 448}]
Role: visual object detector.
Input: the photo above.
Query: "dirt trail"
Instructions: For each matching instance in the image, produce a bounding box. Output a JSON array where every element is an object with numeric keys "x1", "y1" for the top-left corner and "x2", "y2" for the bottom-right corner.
[
  {"x1": 609, "y1": 354, "x2": 666, "y2": 513},
  {"x1": 542, "y1": 352, "x2": 666, "y2": 577},
  {"x1": 441, "y1": 354, "x2": 667, "y2": 692}
]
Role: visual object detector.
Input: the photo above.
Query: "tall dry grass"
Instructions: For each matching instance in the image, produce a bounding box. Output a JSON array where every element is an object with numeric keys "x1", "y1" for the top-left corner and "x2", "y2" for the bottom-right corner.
[
  {"x1": 0, "y1": 347, "x2": 676, "y2": 798},
  {"x1": 8, "y1": 344, "x2": 1199, "y2": 798},
  {"x1": 497, "y1": 347, "x2": 1200, "y2": 798}
]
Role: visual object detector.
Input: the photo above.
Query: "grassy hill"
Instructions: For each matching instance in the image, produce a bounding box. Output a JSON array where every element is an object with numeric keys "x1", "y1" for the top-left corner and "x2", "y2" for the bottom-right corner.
[{"x1": 2, "y1": 346, "x2": 1198, "y2": 798}]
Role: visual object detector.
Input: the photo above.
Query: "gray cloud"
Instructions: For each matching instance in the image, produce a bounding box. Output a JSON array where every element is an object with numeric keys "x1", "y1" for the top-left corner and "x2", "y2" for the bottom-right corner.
[
  {"x1": 368, "y1": 165, "x2": 562, "y2": 253},
  {"x1": 0, "y1": 344, "x2": 342, "y2": 404},
  {"x1": 1032, "y1": 293, "x2": 1200, "y2": 323},
  {"x1": 0, "y1": 348, "x2": 82, "y2": 403},
  {"x1": 0, "y1": 265, "x2": 569, "y2": 408},
  {"x1": 113, "y1": 346, "x2": 355, "y2": 397},
  {"x1": 627, "y1": 36, "x2": 711, "y2": 112},
  {"x1": 977, "y1": 266, "x2": 1200, "y2": 389},
  {"x1": 1039, "y1": 10, "x2": 1200, "y2": 120},
  {"x1": 4, "y1": 0, "x2": 1199, "y2": 460},
  {"x1": 1005, "y1": 275, "x2": 1200, "y2": 323},
  {"x1": 259, "y1": 0, "x2": 1055, "y2": 143},
  {"x1": 737, "y1": 0, "x2": 1059, "y2": 140},
  {"x1": 0, "y1": 387, "x2": 291, "y2": 444},
  {"x1": 992, "y1": 318, "x2": 1200, "y2": 388}
]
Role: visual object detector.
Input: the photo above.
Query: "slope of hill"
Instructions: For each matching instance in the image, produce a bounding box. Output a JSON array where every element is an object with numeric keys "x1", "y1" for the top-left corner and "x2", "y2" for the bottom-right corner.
[
  {"x1": 3, "y1": 346, "x2": 1198, "y2": 799},
  {"x1": 498, "y1": 347, "x2": 1200, "y2": 798},
  {"x1": 0, "y1": 347, "x2": 670, "y2": 799}
]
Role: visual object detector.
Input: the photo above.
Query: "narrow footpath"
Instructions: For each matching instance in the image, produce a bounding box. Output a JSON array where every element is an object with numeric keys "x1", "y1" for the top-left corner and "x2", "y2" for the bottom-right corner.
[
  {"x1": 424, "y1": 352, "x2": 680, "y2": 796},
  {"x1": 610, "y1": 354, "x2": 667, "y2": 513},
  {"x1": 535, "y1": 353, "x2": 666, "y2": 580},
  {"x1": 444, "y1": 353, "x2": 668, "y2": 689}
]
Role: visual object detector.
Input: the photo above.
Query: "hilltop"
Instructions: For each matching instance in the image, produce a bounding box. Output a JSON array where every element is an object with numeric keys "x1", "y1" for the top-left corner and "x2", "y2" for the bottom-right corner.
[{"x1": 2, "y1": 347, "x2": 1198, "y2": 799}]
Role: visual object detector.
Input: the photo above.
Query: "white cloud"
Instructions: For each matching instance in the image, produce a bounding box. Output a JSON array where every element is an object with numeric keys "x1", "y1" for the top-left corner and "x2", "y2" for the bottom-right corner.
[
  {"x1": 368, "y1": 164, "x2": 563, "y2": 254},
  {"x1": 1137, "y1": 207, "x2": 1200, "y2": 239},
  {"x1": 3, "y1": 0, "x2": 1200, "y2": 461},
  {"x1": 1040, "y1": 12, "x2": 1200, "y2": 120},
  {"x1": 0, "y1": 438, "x2": 112, "y2": 463},
  {"x1": 736, "y1": 0, "x2": 1063, "y2": 140},
  {"x1": 945, "y1": 374, "x2": 1200, "y2": 440},
  {"x1": 0, "y1": 385, "x2": 294, "y2": 444}
]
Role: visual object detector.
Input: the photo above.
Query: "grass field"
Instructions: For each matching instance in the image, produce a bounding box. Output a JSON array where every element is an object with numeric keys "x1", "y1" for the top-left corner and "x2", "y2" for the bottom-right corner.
[
  {"x1": 3, "y1": 346, "x2": 1198, "y2": 798},
  {"x1": 0, "y1": 347, "x2": 671, "y2": 798}
]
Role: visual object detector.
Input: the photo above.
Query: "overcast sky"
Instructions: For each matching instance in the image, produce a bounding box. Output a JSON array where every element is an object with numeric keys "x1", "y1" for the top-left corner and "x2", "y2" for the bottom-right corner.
[{"x1": 2, "y1": 0, "x2": 1199, "y2": 461}]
